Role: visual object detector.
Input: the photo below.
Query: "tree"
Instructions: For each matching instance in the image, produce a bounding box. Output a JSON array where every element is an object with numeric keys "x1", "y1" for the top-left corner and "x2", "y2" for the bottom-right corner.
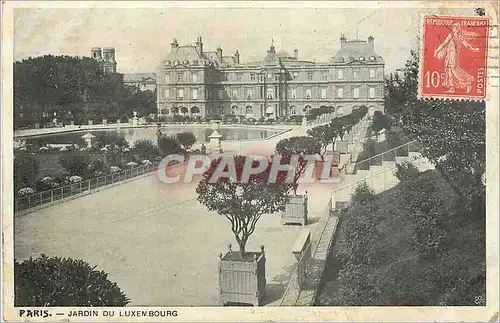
[
  {"x1": 15, "y1": 255, "x2": 130, "y2": 306},
  {"x1": 307, "y1": 125, "x2": 334, "y2": 161},
  {"x1": 397, "y1": 51, "x2": 485, "y2": 216},
  {"x1": 180, "y1": 107, "x2": 188, "y2": 115},
  {"x1": 394, "y1": 162, "x2": 420, "y2": 182},
  {"x1": 94, "y1": 133, "x2": 129, "y2": 150},
  {"x1": 13, "y1": 55, "x2": 156, "y2": 129},
  {"x1": 333, "y1": 263, "x2": 380, "y2": 305},
  {"x1": 275, "y1": 136, "x2": 321, "y2": 194},
  {"x1": 14, "y1": 151, "x2": 39, "y2": 191},
  {"x1": 58, "y1": 150, "x2": 92, "y2": 177},
  {"x1": 196, "y1": 156, "x2": 293, "y2": 259},
  {"x1": 176, "y1": 132, "x2": 197, "y2": 150},
  {"x1": 133, "y1": 139, "x2": 159, "y2": 160},
  {"x1": 371, "y1": 111, "x2": 392, "y2": 134},
  {"x1": 158, "y1": 136, "x2": 183, "y2": 156}
]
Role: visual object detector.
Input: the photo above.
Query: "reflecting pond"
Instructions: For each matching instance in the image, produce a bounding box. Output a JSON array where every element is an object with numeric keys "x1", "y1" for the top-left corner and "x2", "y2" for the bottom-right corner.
[{"x1": 25, "y1": 126, "x2": 282, "y2": 146}]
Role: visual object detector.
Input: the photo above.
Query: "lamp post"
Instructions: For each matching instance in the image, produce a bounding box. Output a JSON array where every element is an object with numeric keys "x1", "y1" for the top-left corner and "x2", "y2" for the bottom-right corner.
[{"x1": 156, "y1": 123, "x2": 163, "y2": 147}]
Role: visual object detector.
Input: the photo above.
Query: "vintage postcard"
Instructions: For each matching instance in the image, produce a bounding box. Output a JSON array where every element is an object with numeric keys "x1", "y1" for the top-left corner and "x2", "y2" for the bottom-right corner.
[{"x1": 1, "y1": 1, "x2": 499, "y2": 322}]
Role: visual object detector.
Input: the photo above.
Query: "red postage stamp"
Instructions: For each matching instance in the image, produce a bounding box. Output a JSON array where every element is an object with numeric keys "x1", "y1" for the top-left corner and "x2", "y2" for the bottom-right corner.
[{"x1": 420, "y1": 15, "x2": 490, "y2": 100}]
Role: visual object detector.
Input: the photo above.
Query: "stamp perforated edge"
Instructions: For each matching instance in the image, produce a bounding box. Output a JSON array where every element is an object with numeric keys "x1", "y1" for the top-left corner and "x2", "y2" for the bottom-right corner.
[{"x1": 417, "y1": 14, "x2": 492, "y2": 102}]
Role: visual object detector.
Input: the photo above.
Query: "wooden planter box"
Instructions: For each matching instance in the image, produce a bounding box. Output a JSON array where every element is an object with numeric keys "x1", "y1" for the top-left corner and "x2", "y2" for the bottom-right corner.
[
  {"x1": 281, "y1": 194, "x2": 308, "y2": 226},
  {"x1": 219, "y1": 246, "x2": 266, "y2": 306}
]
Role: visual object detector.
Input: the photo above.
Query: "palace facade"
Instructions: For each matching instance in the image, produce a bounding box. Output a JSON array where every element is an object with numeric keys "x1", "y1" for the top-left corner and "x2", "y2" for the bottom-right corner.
[{"x1": 156, "y1": 35, "x2": 385, "y2": 119}]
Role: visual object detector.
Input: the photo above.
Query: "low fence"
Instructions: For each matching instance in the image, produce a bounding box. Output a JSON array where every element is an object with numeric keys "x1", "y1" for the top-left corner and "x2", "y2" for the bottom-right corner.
[{"x1": 14, "y1": 163, "x2": 158, "y2": 214}]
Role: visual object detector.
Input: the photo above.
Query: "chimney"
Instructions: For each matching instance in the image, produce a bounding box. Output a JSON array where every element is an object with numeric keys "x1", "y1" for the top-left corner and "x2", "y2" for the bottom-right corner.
[
  {"x1": 340, "y1": 34, "x2": 347, "y2": 49},
  {"x1": 196, "y1": 36, "x2": 203, "y2": 55},
  {"x1": 368, "y1": 35, "x2": 374, "y2": 50},
  {"x1": 171, "y1": 38, "x2": 179, "y2": 49},
  {"x1": 216, "y1": 46, "x2": 223, "y2": 61},
  {"x1": 91, "y1": 47, "x2": 102, "y2": 60},
  {"x1": 234, "y1": 50, "x2": 240, "y2": 64},
  {"x1": 293, "y1": 49, "x2": 298, "y2": 60}
]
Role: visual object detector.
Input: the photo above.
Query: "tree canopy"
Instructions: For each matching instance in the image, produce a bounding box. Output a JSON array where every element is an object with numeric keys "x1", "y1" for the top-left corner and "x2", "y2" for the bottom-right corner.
[
  {"x1": 14, "y1": 55, "x2": 156, "y2": 128},
  {"x1": 196, "y1": 155, "x2": 292, "y2": 259},
  {"x1": 275, "y1": 136, "x2": 321, "y2": 194},
  {"x1": 15, "y1": 255, "x2": 130, "y2": 306}
]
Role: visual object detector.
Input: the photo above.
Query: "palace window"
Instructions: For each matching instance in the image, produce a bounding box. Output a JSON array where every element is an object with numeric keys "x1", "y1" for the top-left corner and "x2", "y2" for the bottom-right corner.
[
  {"x1": 236, "y1": 73, "x2": 243, "y2": 81},
  {"x1": 337, "y1": 88, "x2": 344, "y2": 99},
  {"x1": 247, "y1": 89, "x2": 252, "y2": 99},
  {"x1": 218, "y1": 90, "x2": 224, "y2": 99},
  {"x1": 232, "y1": 89, "x2": 238, "y2": 99},
  {"x1": 291, "y1": 89, "x2": 297, "y2": 99},
  {"x1": 289, "y1": 105, "x2": 296, "y2": 115},
  {"x1": 369, "y1": 87, "x2": 376, "y2": 99},
  {"x1": 306, "y1": 89, "x2": 312, "y2": 99},
  {"x1": 337, "y1": 69, "x2": 344, "y2": 80},
  {"x1": 164, "y1": 89, "x2": 170, "y2": 99},
  {"x1": 178, "y1": 89, "x2": 184, "y2": 99},
  {"x1": 192, "y1": 89, "x2": 198, "y2": 100},
  {"x1": 164, "y1": 73, "x2": 170, "y2": 82},
  {"x1": 177, "y1": 73, "x2": 184, "y2": 82},
  {"x1": 321, "y1": 71, "x2": 328, "y2": 81},
  {"x1": 307, "y1": 72, "x2": 313, "y2": 80},
  {"x1": 266, "y1": 88, "x2": 274, "y2": 99},
  {"x1": 293, "y1": 72, "x2": 299, "y2": 80},
  {"x1": 250, "y1": 73, "x2": 256, "y2": 81},
  {"x1": 353, "y1": 88, "x2": 360, "y2": 99},
  {"x1": 192, "y1": 72, "x2": 198, "y2": 82},
  {"x1": 321, "y1": 88, "x2": 327, "y2": 99},
  {"x1": 369, "y1": 56, "x2": 376, "y2": 61},
  {"x1": 353, "y1": 69, "x2": 359, "y2": 79},
  {"x1": 369, "y1": 69, "x2": 376, "y2": 78}
]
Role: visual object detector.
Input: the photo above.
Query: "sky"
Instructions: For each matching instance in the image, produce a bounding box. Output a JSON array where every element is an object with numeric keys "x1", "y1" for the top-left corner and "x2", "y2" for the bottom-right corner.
[{"x1": 13, "y1": 5, "x2": 476, "y2": 74}]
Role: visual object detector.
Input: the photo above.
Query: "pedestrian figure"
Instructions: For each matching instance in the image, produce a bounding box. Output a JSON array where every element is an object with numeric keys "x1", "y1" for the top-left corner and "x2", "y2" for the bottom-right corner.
[{"x1": 201, "y1": 143, "x2": 207, "y2": 155}]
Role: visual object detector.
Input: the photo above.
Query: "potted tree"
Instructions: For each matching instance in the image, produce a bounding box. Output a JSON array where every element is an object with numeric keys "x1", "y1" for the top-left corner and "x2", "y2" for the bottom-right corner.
[
  {"x1": 275, "y1": 136, "x2": 321, "y2": 226},
  {"x1": 196, "y1": 155, "x2": 292, "y2": 306}
]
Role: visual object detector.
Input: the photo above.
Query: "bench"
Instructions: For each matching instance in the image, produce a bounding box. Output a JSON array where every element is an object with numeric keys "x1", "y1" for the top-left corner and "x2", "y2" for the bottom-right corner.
[{"x1": 292, "y1": 229, "x2": 311, "y2": 261}]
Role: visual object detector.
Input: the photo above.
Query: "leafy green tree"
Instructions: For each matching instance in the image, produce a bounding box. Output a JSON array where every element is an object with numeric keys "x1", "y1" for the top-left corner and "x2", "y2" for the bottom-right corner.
[
  {"x1": 196, "y1": 156, "x2": 292, "y2": 259},
  {"x1": 58, "y1": 150, "x2": 92, "y2": 177},
  {"x1": 275, "y1": 136, "x2": 321, "y2": 194},
  {"x1": 14, "y1": 151, "x2": 39, "y2": 191},
  {"x1": 158, "y1": 136, "x2": 183, "y2": 156},
  {"x1": 371, "y1": 111, "x2": 392, "y2": 134},
  {"x1": 176, "y1": 132, "x2": 197, "y2": 150},
  {"x1": 133, "y1": 139, "x2": 160, "y2": 160},
  {"x1": 94, "y1": 133, "x2": 129, "y2": 150},
  {"x1": 15, "y1": 255, "x2": 130, "y2": 306},
  {"x1": 394, "y1": 162, "x2": 420, "y2": 182},
  {"x1": 397, "y1": 51, "x2": 485, "y2": 216},
  {"x1": 13, "y1": 55, "x2": 156, "y2": 129},
  {"x1": 307, "y1": 125, "x2": 334, "y2": 161},
  {"x1": 333, "y1": 263, "x2": 380, "y2": 305}
]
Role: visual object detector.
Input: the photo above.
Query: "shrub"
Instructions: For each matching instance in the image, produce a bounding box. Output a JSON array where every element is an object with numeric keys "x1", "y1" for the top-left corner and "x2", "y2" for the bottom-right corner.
[
  {"x1": 158, "y1": 136, "x2": 183, "y2": 156},
  {"x1": 59, "y1": 150, "x2": 92, "y2": 178},
  {"x1": 395, "y1": 162, "x2": 420, "y2": 182},
  {"x1": 14, "y1": 151, "x2": 39, "y2": 192},
  {"x1": 351, "y1": 181, "x2": 377, "y2": 206},
  {"x1": 15, "y1": 255, "x2": 130, "y2": 306},
  {"x1": 133, "y1": 139, "x2": 159, "y2": 160},
  {"x1": 176, "y1": 132, "x2": 197, "y2": 150},
  {"x1": 95, "y1": 133, "x2": 128, "y2": 150}
]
